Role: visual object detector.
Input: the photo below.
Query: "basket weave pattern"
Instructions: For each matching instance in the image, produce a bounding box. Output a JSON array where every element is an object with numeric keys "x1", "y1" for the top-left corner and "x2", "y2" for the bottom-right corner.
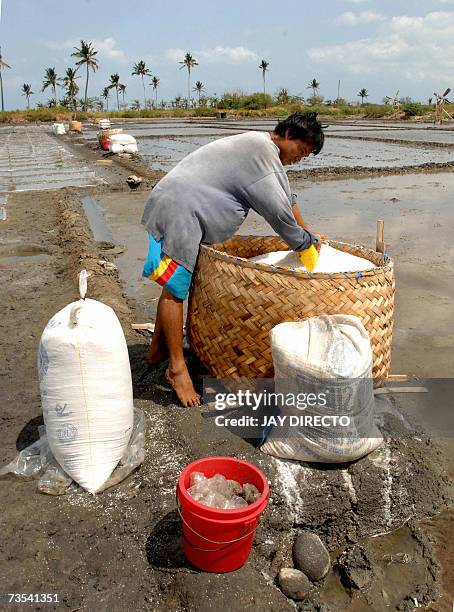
[{"x1": 187, "y1": 236, "x2": 395, "y2": 383}]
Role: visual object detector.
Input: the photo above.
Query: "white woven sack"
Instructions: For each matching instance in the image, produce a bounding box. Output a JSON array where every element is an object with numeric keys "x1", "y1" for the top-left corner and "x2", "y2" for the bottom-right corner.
[
  {"x1": 109, "y1": 142, "x2": 125, "y2": 154},
  {"x1": 123, "y1": 143, "x2": 138, "y2": 154},
  {"x1": 37, "y1": 271, "x2": 134, "y2": 493},
  {"x1": 109, "y1": 133, "x2": 137, "y2": 145},
  {"x1": 261, "y1": 315, "x2": 382, "y2": 463}
]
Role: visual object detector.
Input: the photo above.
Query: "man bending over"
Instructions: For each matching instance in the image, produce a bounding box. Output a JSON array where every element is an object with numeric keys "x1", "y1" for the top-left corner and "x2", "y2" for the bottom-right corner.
[{"x1": 141, "y1": 112, "x2": 325, "y2": 407}]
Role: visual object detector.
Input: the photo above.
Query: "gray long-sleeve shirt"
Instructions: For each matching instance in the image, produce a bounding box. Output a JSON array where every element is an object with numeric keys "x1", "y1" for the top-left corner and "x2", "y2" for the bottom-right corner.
[{"x1": 141, "y1": 131, "x2": 318, "y2": 272}]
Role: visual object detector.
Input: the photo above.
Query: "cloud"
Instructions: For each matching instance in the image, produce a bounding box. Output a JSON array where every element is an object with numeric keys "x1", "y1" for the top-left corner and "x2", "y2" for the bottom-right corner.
[
  {"x1": 165, "y1": 46, "x2": 258, "y2": 64},
  {"x1": 337, "y1": 11, "x2": 386, "y2": 25},
  {"x1": 165, "y1": 48, "x2": 187, "y2": 63},
  {"x1": 308, "y1": 11, "x2": 454, "y2": 81},
  {"x1": 94, "y1": 38, "x2": 127, "y2": 63},
  {"x1": 200, "y1": 46, "x2": 259, "y2": 62},
  {"x1": 344, "y1": 0, "x2": 368, "y2": 3},
  {"x1": 46, "y1": 37, "x2": 127, "y2": 64}
]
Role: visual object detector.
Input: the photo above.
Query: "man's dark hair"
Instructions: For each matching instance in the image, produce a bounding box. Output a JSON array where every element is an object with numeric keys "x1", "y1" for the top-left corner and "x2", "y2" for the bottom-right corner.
[{"x1": 274, "y1": 112, "x2": 325, "y2": 155}]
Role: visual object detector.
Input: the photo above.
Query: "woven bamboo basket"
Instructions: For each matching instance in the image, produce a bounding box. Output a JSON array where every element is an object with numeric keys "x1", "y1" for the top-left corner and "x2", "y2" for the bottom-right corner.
[{"x1": 187, "y1": 235, "x2": 395, "y2": 385}]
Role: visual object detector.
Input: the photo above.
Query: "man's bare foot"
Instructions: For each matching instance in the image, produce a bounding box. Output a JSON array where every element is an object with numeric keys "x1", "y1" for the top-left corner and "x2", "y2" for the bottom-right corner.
[
  {"x1": 166, "y1": 367, "x2": 201, "y2": 407},
  {"x1": 147, "y1": 342, "x2": 168, "y2": 366}
]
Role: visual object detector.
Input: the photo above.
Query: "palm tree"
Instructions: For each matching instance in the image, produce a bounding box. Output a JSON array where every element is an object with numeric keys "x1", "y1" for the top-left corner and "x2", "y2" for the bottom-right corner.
[
  {"x1": 307, "y1": 78, "x2": 320, "y2": 99},
  {"x1": 276, "y1": 88, "x2": 290, "y2": 105},
  {"x1": 63, "y1": 68, "x2": 79, "y2": 111},
  {"x1": 130, "y1": 99, "x2": 141, "y2": 111},
  {"x1": 101, "y1": 87, "x2": 110, "y2": 111},
  {"x1": 150, "y1": 76, "x2": 160, "y2": 107},
  {"x1": 179, "y1": 52, "x2": 198, "y2": 109},
  {"x1": 42, "y1": 68, "x2": 60, "y2": 106},
  {"x1": 193, "y1": 80, "x2": 206, "y2": 106},
  {"x1": 108, "y1": 73, "x2": 121, "y2": 110},
  {"x1": 259, "y1": 60, "x2": 269, "y2": 97},
  {"x1": 358, "y1": 88, "x2": 369, "y2": 104},
  {"x1": 21, "y1": 83, "x2": 34, "y2": 109},
  {"x1": 119, "y1": 83, "x2": 127, "y2": 106},
  {"x1": 0, "y1": 48, "x2": 12, "y2": 112},
  {"x1": 71, "y1": 40, "x2": 99, "y2": 111},
  {"x1": 132, "y1": 60, "x2": 151, "y2": 108}
]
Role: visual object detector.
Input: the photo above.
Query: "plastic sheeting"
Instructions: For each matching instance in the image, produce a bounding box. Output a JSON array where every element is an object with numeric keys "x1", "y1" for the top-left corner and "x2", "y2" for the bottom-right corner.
[{"x1": 0, "y1": 408, "x2": 145, "y2": 495}]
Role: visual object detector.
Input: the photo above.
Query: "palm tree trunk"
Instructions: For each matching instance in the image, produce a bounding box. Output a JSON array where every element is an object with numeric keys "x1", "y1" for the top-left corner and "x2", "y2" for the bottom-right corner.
[
  {"x1": 84, "y1": 64, "x2": 89, "y2": 112},
  {"x1": 53, "y1": 85, "x2": 56, "y2": 106},
  {"x1": 263, "y1": 74, "x2": 266, "y2": 109},
  {"x1": 187, "y1": 70, "x2": 190, "y2": 109},
  {"x1": 0, "y1": 70, "x2": 4, "y2": 112},
  {"x1": 27, "y1": 96, "x2": 30, "y2": 109},
  {"x1": 155, "y1": 89, "x2": 158, "y2": 107},
  {"x1": 142, "y1": 75, "x2": 146, "y2": 109},
  {"x1": 116, "y1": 87, "x2": 120, "y2": 110}
]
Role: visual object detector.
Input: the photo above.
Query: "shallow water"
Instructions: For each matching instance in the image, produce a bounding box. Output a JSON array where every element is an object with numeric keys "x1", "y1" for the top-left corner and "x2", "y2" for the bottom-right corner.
[
  {"x1": 138, "y1": 134, "x2": 454, "y2": 172},
  {"x1": 0, "y1": 244, "x2": 50, "y2": 268},
  {"x1": 332, "y1": 129, "x2": 454, "y2": 144}
]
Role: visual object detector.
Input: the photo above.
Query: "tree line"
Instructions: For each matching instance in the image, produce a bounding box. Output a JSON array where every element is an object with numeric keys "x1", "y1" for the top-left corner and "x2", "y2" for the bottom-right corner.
[{"x1": 0, "y1": 39, "x2": 381, "y2": 112}]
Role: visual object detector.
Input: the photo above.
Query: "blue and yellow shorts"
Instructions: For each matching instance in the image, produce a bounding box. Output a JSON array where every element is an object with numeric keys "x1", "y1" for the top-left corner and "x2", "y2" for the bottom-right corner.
[{"x1": 142, "y1": 234, "x2": 193, "y2": 300}]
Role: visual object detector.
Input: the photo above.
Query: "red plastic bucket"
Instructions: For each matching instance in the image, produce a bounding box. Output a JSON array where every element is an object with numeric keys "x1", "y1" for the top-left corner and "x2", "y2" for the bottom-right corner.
[{"x1": 177, "y1": 456, "x2": 269, "y2": 573}]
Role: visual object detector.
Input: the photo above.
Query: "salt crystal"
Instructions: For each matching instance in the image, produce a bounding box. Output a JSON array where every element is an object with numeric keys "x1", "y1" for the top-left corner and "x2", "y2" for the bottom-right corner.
[
  {"x1": 199, "y1": 491, "x2": 229, "y2": 509},
  {"x1": 190, "y1": 471, "x2": 206, "y2": 486},
  {"x1": 225, "y1": 495, "x2": 248, "y2": 509},
  {"x1": 186, "y1": 473, "x2": 261, "y2": 508},
  {"x1": 242, "y1": 483, "x2": 260, "y2": 504},
  {"x1": 227, "y1": 479, "x2": 243, "y2": 496}
]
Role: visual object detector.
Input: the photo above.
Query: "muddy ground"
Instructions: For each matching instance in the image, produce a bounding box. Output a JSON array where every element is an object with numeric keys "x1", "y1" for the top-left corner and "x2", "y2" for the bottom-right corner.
[{"x1": 0, "y1": 121, "x2": 453, "y2": 612}]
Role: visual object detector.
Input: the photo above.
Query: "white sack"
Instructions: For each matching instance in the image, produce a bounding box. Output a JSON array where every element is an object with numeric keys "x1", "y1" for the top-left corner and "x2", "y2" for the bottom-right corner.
[
  {"x1": 109, "y1": 133, "x2": 137, "y2": 145},
  {"x1": 123, "y1": 143, "x2": 138, "y2": 154},
  {"x1": 37, "y1": 271, "x2": 134, "y2": 493},
  {"x1": 261, "y1": 315, "x2": 382, "y2": 463},
  {"x1": 109, "y1": 142, "x2": 125, "y2": 154},
  {"x1": 250, "y1": 244, "x2": 375, "y2": 274},
  {"x1": 52, "y1": 123, "x2": 66, "y2": 135}
]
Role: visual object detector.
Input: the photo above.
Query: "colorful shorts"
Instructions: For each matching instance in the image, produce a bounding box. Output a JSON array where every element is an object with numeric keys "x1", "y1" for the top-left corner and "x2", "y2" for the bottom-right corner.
[{"x1": 142, "y1": 234, "x2": 193, "y2": 300}]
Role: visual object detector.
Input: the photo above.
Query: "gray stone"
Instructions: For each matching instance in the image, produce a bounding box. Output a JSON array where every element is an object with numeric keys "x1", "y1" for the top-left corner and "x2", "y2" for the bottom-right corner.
[
  {"x1": 293, "y1": 531, "x2": 331, "y2": 581},
  {"x1": 278, "y1": 568, "x2": 311, "y2": 601}
]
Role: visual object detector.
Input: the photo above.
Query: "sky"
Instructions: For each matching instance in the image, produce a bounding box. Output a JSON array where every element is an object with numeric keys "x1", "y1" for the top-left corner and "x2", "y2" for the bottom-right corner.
[{"x1": 1, "y1": 0, "x2": 454, "y2": 109}]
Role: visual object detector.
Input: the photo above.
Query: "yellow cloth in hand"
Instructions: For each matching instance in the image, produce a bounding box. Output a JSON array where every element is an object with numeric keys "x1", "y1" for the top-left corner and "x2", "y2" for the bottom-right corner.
[{"x1": 298, "y1": 245, "x2": 319, "y2": 272}]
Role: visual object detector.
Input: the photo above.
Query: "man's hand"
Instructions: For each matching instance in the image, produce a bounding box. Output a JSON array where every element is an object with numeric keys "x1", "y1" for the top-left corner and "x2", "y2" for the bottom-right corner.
[{"x1": 314, "y1": 232, "x2": 327, "y2": 244}]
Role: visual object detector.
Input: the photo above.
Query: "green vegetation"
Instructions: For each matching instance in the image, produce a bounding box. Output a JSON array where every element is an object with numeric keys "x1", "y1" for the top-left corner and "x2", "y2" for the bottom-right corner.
[
  {"x1": 179, "y1": 52, "x2": 198, "y2": 109},
  {"x1": 41, "y1": 67, "x2": 60, "y2": 107},
  {"x1": 108, "y1": 73, "x2": 123, "y2": 110},
  {"x1": 21, "y1": 83, "x2": 34, "y2": 109},
  {"x1": 71, "y1": 40, "x2": 99, "y2": 112},
  {"x1": 0, "y1": 98, "x2": 440, "y2": 125},
  {"x1": 131, "y1": 60, "x2": 152, "y2": 109},
  {"x1": 1, "y1": 37, "x2": 440, "y2": 124},
  {"x1": 259, "y1": 60, "x2": 269, "y2": 98},
  {"x1": 402, "y1": 102, "x2": 432, "y2": 117},
  {"x1": 358, "y1": 88, "x2": 368, "y2": 104}
]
